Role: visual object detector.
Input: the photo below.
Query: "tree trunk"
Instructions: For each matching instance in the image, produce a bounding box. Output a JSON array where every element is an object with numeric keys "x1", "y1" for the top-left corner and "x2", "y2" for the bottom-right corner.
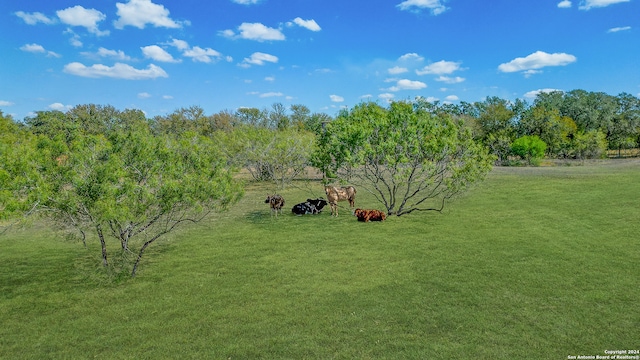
[{"x1": 96, "y1": 225, "x2": 108, "y2": 267}]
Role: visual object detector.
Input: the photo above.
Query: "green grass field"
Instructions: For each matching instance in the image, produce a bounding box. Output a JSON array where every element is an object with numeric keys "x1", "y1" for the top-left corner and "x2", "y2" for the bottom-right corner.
[{"x1": 1, "y1": 160, "x2": 639, "y2": 359}]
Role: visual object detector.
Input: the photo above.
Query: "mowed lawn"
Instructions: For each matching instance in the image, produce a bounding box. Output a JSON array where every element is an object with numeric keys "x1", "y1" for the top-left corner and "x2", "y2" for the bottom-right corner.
[{"x1": 1, "y1": 160, "x2": 639, "y2": 359}]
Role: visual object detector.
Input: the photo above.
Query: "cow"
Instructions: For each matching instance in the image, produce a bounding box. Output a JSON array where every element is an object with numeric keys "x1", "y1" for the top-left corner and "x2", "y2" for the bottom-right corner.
[
  {"x1": 291, "y1": 198, "x2": 328, "y2": 215},
  {"x1": 354, "y1": 208, "x2": 387, "y2": 222},
  {"x1": 265, "y1": 194, "x2": 285, "y2": 217},
  {"x1": 324, "y1": 185, "x2": 356, "y2": 217}
]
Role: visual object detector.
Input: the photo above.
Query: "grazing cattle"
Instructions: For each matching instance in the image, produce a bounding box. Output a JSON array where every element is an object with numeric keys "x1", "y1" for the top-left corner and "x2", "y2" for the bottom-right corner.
[
  {"x1": 291, "y1": 198, "x2": 329, "y2": 215},
  {"x1": 265, "y1": 194, "x2": 285, "y2": 217},
  {"x1": 324, "y1": 185, "x2": 357, "y2": 217},
  {"x1": 354, "y1": 208, "x2": 387, "y2": 222}
]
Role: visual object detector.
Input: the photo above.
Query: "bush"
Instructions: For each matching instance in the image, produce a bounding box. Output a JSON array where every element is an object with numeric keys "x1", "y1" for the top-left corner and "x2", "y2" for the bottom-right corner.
[{"x1": 511, "y1": 135, "x2": 547, "y2": 165}]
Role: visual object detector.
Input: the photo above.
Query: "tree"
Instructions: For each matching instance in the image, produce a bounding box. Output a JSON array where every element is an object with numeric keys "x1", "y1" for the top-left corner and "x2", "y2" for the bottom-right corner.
[
  {"x1": 312, "y1": 100, "x2": 495, "y2": 216},
  {"x1": 10, "y1": 106, "x2": 244, "y2": 277},
  {"x1": 216, "y1": 126, "x2": 315, "y2": 187},
  {"x1": 511, "y1": 135, "x2": 547, "y2": 165}
]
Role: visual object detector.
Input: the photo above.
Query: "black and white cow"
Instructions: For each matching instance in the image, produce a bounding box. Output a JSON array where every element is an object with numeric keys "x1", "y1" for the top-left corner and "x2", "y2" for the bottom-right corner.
[{"x1": 291, "y1": 198, "x2": 328, "y2": 215}]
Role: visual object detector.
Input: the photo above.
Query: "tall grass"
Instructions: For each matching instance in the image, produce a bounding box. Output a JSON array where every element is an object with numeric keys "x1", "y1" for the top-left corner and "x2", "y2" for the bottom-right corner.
[{"x1": 1, "y1": 160, "x2": 639, "y2": 359}]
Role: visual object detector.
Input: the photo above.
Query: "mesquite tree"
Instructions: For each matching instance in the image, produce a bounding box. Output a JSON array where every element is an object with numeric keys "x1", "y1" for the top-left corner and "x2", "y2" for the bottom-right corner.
[
  {"x1": 5, "y1": 107, "x2": 243, "y2": 277},
  {"x1": 313, "y1": 100, "x2": 495, "y2": 216}
]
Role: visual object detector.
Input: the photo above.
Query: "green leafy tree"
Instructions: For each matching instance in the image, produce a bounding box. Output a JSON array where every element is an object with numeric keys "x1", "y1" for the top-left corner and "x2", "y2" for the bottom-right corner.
[
  {"x1": 571, "y1": 130, "x2": 608, "y2": 160},
  {"x1": 313, "y1": 100, "x2": 495, "y2": 216},
  {"x1": 511, "y1": 135, "x2": 547, "y2": 165}
]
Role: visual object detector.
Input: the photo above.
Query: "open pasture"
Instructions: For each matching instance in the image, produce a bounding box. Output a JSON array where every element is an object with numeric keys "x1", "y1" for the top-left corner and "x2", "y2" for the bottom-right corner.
[{"x1": 1, "y1": 160, "x2": 639, "y2": 359}]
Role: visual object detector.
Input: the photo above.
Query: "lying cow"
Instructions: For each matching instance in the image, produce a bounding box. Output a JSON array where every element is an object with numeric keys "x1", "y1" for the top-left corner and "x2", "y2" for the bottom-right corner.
[
  {"x1": 265, "y1": 194, "x2": 285, "y2": 217},
  {"x1": 291, "y1": 198, "x2": 328, "y2": 215},
  {"x1": 324, "y1": 185, "x2": 356, "y2": 217},
  {"x1": 354, "y1": 208, "x2": 387, "y2": 222}
]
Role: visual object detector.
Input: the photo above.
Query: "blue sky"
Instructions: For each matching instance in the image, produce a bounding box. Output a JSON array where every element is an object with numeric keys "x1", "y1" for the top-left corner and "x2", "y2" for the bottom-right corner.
[{"x1": 1, "y1": 0, "x2": 638, "y2": 120}]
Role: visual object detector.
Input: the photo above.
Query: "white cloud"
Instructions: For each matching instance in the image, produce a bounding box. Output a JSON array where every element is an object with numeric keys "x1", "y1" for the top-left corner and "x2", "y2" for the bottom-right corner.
[
  {"x1": 330, "y1": 95, "x2": 345, "y2": 102},
  {"x1": 15, "y1": 11, "x2": 56, "y2": 25},
  {"x1": 292, "y1": 17, "x2": 321, "y2": 31},
  {"x1": 265, "y1": 76, "x2": 275, "y2": 82},
  {"x1": 259, "y1": 92, "x2": 284, "y2": 98},
  {"x1": 48, "y1": 103, "x2": 72, "y2": 111},
  {"x1": 183, "y1": 46, "x2": 222, "y2": 63},
  {"x1": 168, "y1": 38, "x2": 189, "y2": 51},
  {"x1": 498, "y1": 51, "x2": 577, "y2": 73},
  {"x1": 524, "y1": 88, "x2": 563, "y2": 99},
  {"x1": 231, "y1": 0, "x2": 261, "y2": 4},
  {"x1": 388, "y1": 79, "x2": 427, "y2": 91},
  {"x1": 557, "y1": 0, "x2": 572, "y2": 8},
  {"x1": 0, "y1": 100, "x2": 14, "y2": 106},
  {"x1": 416, "y1": 60, "x2": 461, "y2": 75},
  {"x1": 20, "y1": 43, "x2": 61, "y2": 58},
  {"x1": 435, "y1": 76, "x2": 465, "y2": 84},
  {"x1": 114, "y1": 0, "x2": 182, "y2": 29},
  {"x1": 141, "y1": 45, "x2": 179, "y2": 62},
  {"x1": 241, "y1": 52, "x2": 279, "y2": 67},
  {"x1": 378, "y1": 93, "x2": 395, "y2": 102},
  {"x1": 398, "y1": 53, "x2": 424, "y2": 62},
  {"x1": 90, "y1": 47, "x2": 132, "y2": 61},
  {"x1": 445, "y1": 95, "x2": 459, "y2": 101},
  {"x1": 63, "y1": 62, "x2": 168, "y2": 79},
  {"x1": 163, "y1": 95, "x2": 173, "y2": 100},
  {"x1": 223, "y1": 23, "x2": 285, "y2": 41},
  {"x1": 56, "y1": 6, "x2": 109, "y2": 36},
  {"x1": 397, "y1": 0, "x2": 448, "y2": 15},
  {"x1": 138, "y1": 92, "x2": 152, "y2": 99},
  {"x1": 579, "y1": 0, "x2": 630, "y2": 10},
  {"x1": 608, "y1": 26, "x2": 631, "y2": 33},
  {"x1": 388, "y1": 66, "x2": 409, "y2": 75}
]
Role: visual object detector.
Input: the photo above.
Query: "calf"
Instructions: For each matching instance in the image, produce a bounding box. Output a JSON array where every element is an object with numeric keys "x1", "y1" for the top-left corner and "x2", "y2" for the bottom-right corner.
[
  {"x1": 291, "y1": 198, "x2": 328, "y2": 215},
  {"x1": 265, "y1": 194, "x2": 285, "y2": 217},
  {"x1": 324, "y1": 185, "x2": 356, "y2": 217},
  {"x1": 354, "y1": 208, "x2": 387, "y2": 222}
]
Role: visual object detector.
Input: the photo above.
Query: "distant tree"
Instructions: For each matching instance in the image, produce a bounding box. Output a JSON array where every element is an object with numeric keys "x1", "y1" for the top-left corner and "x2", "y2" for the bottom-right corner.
[
  {"x1": 313, "y1": 100, "x2": 495, "y2": 216},
  {"x1": 216, "y1": 126, "x2": 315, "y2": 187},
  {"x1": 511, "y1": 135, "x2": 547, "y2": 165},
  {"x1": 571, "y1": 130, "x2": 608, "y2": 160}
]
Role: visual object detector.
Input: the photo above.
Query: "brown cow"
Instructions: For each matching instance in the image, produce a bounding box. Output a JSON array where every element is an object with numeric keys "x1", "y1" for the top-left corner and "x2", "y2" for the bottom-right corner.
[
  {"x1": 265, "y1": 194, "x2": 285, "y2": 217},
  {"x1": 354, "y1": 208, "x2": 387, "y2": 222},
  {"x1": 324, "y1": 185, "x2": 356, "y2": 217}
]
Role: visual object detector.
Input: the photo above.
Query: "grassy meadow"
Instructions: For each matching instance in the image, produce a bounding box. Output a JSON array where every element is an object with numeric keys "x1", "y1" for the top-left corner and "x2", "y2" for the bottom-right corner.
[{"x1": 1, "y1": 160, "x2": 639, "y2": 359}]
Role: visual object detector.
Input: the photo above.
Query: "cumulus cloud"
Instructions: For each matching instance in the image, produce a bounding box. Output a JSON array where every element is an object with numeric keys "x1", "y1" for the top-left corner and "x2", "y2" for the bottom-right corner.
[
  {"x1": 378, "y1": 93, "x2": 395, "y2": 102},
  {"x1": 397, "y1": 0, "x2": 448, "y2": 15},
  {"x1": 608, "y1": 26, "x2": 631, "y2": 33},
  {"x1": 579, "y1": 0, "x2": 630, "y2": 10},
  {"x1": 557, "y1": 0, "x2": 572, "y2": 8},
  {"x1": 114, "y1": 0, "x2": 183, "y2": 29},
  {"x1": 48, "y1": 103, "x2": 72, "y2": 111},
  {"x1": 291, "y1": 17, "x2": 321, "y2": 31},
  {"x1": 222, "y1": 22, "x2": 285, "y2": 41},
  {"x1": 398, "y1": 53, "x2": 424, "y2": 62},
  {"x1": 138, "y1": 92, "x2": 152, "y2": 99},
  {"x1": 524, "y1": 88, "x2": 564, "y2": 99},
  {"x1": 416, "y1": 60, "x2": 462, "y2": 75},
  {"x1": 444, "y1": 95, "x2": 459, "y2": 101},
  {"x1": 387, "y1": 79, "x2": 427, "y2": 91},
  {"x1": 20, "y1": 43, "x2": 61, "y2": 57},
  {"x1": 56, "y1": 6, "x2": 109, "y2": 36},
  {"x1": 388, "y1": 66, "x2": 409, "y2": 75},
  {"x1": 435, "y1": 76, "x2": 465, "y2": 84},
  {"x1": 240, "y1": 52, "x2": 279, "y2": 67},
  {"x1": 330, "y1": 95, "x2": 345, "y2": 102},
  {"x1": 498, "y1": 51, "x2": 577, "y2": 74},
  {"x1": 15, "y1": 11, "x2": 56, "y2": 25},
  {"x1": 141, "y1": 45, "x2": 179, "y2": 62},
  {"x1": 82, "y1": 47, "x2": 132, "y2": 61},
  {"x1": 183, "y1": 46, "x2": 223, "y2": 63},
  {"x1": 0, "y1": 100, "x2": 15, "y2": 106},
  {"x1": 63, "y1": 62, "x2": 168, "y2": 79}
]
